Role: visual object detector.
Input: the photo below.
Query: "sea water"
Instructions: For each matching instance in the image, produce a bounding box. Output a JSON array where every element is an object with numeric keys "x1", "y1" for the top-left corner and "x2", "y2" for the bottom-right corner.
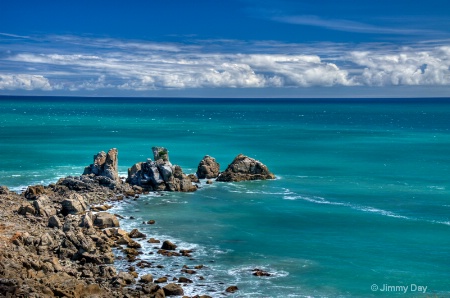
[{"x1": 0, "y1": 96, "x2": 449, "y2": 297}]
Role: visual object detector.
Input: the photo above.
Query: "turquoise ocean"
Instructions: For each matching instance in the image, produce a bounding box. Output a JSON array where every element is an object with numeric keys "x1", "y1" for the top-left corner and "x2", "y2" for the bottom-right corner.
[{"x1": 0, "y1": 96, "x2": 449, "y2": 297}]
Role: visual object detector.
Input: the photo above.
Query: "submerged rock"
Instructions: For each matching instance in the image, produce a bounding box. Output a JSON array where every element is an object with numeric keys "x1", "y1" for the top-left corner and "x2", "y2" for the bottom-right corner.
[
  {"x1": 83, "y1": 148, "x2": 120, "y2": 183},
  {"x1": 217, "y1": 154, "x2": 275, "y2": 182},
  {"x1": 196, "y1": 155, "x2": 220, "y2": 179}
]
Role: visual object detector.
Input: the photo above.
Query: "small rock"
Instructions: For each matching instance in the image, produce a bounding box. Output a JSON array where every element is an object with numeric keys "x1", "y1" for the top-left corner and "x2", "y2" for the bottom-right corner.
[
  {"x1": 48, "y1": 215, "x2": 62, "y2": 228},
  {"x1": 226, "y1": 285, "x2": 239, "y2": 293},
  {"x1": 154, "y1": 277, "x2": 168, "y2": 283},
  {"x1": 161, "y1": 240, "x2": 177, "y2": 250},
  {"x1": 178, "y1": 277, "x2": 193, "y2": 283},
  {"x1": 128, "y1": 228, "x2": 146, "y2": 238},
  {"x1": 140, "y1": 274, "x2": 154, "y2": 284},
  {"x1": 147, "y1": 220, "x2": 156, "y2": 224}
]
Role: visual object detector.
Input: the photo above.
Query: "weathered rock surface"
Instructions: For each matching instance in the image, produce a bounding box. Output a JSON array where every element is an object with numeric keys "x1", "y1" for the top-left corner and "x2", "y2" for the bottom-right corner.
[
  {"x1": 93, "y1": 212, "x2": 120, "y2": 228},
  {"x1": 217, "y1": 154, "x2": 275, "y2": 182},
  {"x1": 61, "y1": 193, "x2": 87, "y2": 215},
  {"x1": 127, "y1": 146, "x2": 197, "y2": 192},
  {"x1": 196, "y1": 155, "x2": 220, "y2": 179},
  {"x1": 0, "y1": 185, "x2": 9, "y2": 194},
  {"x1": 163, "y1": 283, "x2": 184, "y2": 296},
  {"x1": 83, "y1": 148, "x2": 120, "y2": 183}
]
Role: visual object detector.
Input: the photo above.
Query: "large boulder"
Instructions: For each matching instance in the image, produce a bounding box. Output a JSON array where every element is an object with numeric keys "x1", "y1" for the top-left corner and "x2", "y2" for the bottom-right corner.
[
  {"x1": 83, "y1": 148, "x2": 120, "y2": 182},
  {"x1": 61, "y1": 193, "x2": 87, "y2": 215},
  {"x1": 163, "y1": 283, "x2": 184, "y2": 296},
  {"x1": 217, "y1": 154, "x2": 275, "y2": 182},
  {"x1": 196, "y1": 155, "x2": 220, "y2": 179},
  {"x1": 93, "y1": 212, "x2": 120, "y2": 228}
]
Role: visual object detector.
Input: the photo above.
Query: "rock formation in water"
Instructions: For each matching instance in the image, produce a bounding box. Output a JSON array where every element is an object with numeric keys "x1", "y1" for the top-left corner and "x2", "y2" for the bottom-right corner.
[
  {"x1": 127, "y1": 147, "x2": 197, "y2": 192},
  {"x1": 196, "y1": 155, "x2": 220, "y2": 179},
  {"x1": 83, "y1": 148, "x2": 120, "y2": 183},
  {"x1": 216, "y1": 154, "x2": 275, "y2": 182}
]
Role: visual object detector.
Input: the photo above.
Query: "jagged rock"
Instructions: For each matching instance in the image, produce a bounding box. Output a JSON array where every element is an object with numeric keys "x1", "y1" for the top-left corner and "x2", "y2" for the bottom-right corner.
[
  {"x1": 127, "y1": 147, "x2": 197, "y2": 192},
  {"x1": 163, "y1": 283, "x2": 184, "y2": 296},
  {"x1": 80, "y1": 213, "x2": 94, "y2": 229},
  {"x1": 161, "y1": 240, "x2": 177, "y2": 250},
  {"x1": 152, "y1": 146, "x2": 169, "y2": 161},
  {"x1": 61, "y1": 193, "x2": 87, "y2": 215},
  {"x1": 196, "y1": 155, "x2": 220, "y2": 179},
  {"x1": 83, "y1": 148, "x2": 120, "y2": 182},
  {"x1": 33, "y1": 195, "x2": 56, "y2": 217},
  {"x1": 0, "y1": 185, "x2": 9, "y2": 194},
  {"x1": 18, "y1": 203, "x2": 36, "y2": 216},
  {"x1": 217, "y1": 154, "x2": 275, "y2": 182},
  {"x1": 48, "y1": 215, "x2": 62, "y2": 228},
  {"x1": 24, "y1": 185, "x2": 45, "y2": 199},
  {"x1": 93, "y1": 212, "x2": 120, "y2": 228}
]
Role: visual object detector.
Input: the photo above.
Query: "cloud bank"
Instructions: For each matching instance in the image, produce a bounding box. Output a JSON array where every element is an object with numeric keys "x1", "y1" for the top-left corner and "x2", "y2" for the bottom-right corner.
[{"x1": 0, "y1": 35, "x2": 449, "y2": 94}]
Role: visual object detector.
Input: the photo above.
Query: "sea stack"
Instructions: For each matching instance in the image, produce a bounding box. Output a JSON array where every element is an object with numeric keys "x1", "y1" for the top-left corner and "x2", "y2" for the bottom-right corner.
[
  {"x1": 83, "y1": 148, "x2": 120, "y2": 183},
  {"x1": 216, "y1": 154, "x2": 275, "y2": 182},
  {"x1": 196, "y1": 155, "x2": 220, "y2": 179},
  {"x1": 127, "y1": 147, "x2": 197, "y2": 192}
]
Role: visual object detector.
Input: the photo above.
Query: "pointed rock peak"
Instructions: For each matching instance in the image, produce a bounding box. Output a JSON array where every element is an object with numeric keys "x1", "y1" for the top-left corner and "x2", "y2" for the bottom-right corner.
[{"x1": 152, "y1": 146, "x2": 169, "y2": 162}]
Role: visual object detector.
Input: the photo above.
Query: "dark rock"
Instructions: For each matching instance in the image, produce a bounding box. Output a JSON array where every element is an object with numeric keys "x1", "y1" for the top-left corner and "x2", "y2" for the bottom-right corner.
[
  {"x1": 161, "y1": 240, "x2": 177, "y2": 250},
  {"x1": 252, "y1": 268, "x2": 271, "y2": 276},
  {"x1": 163, "y1": 283, "x2": 184, "y2": 296},
  {"x1": 93, "y1": 212, "x2": 120, "y2": 228},
  {"x1": 178, "y1": 277, "x2": 193, "y2": 283},
  {"x1": 226, "y1": 285, "x2": 239, "y2": 293},
  {"x1": 18, "y1": 203, "x2": 36, "y2": 216},
  {"x1": 196, "y1": 155, "x2": 220, "y2": 179},
  {"x1": 24, "y1": 185, "x2": 45, "y2": 199},
  {"x1": 48, "y1": 215, "x2": 62, "y2": 228},
  {"x1": 206, "y1": 180, "x2": 213, "y2": 184},
  {"x1": 147, "y1": 220, "x2": 156, "y2": 224},
  {"x1": 148, "y1": 238, "x2": 160, "y2": 243},
  {"x1": 217, "y1": 154, "x2": 275, "y2": 182},
  {"x1": 128, "y1": 228, "x2": 146, "y2": 238}
]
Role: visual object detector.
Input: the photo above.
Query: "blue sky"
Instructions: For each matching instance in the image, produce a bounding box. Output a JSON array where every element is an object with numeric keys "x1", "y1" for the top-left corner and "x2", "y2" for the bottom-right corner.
[{"x1": 1, "y1": 0, "x2": 450, "y2": 97}]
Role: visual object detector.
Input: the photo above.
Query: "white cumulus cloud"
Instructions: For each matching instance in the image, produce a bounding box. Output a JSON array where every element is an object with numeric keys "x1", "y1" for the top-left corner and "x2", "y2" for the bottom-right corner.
[{"x1": 0, "y1": 74, "x2": 52, "y2": 90}]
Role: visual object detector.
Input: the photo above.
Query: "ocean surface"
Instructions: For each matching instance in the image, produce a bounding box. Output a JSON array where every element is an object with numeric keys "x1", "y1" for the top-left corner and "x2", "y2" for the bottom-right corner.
[{"x1": 0, "y1": 96, "x2": 449, "y2": 297}]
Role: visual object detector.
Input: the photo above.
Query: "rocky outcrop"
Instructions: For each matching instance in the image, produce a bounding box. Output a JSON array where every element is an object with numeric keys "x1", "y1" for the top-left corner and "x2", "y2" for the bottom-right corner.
[
  {"x1": 0, "y1": 185, "x2": 9, "y2": 195},
  {"x1": 217, "y1": 154, "x2": 275, "y2": 182},
  {"x1": 196, "y1": 155, "x2": 220, "y2": 179},
  {"x1": 93, "y1": 212, "x2": 120, "y2": 228},
  {"x1": 127, "y1": 146, "x2": 197, "y2": 192},
  {"x1": 83, "y1": 148, "x2": 120, "y2": 183}
]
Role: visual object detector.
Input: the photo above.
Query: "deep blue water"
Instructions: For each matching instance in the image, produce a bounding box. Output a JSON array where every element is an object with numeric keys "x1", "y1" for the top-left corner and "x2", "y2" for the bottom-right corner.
[{"x1": 0, "y1": 96, "x2": 449, "y2": 297}]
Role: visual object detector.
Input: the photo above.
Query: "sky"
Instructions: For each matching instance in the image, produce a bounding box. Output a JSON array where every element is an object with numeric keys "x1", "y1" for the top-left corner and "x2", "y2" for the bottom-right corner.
[{"x1": 0, "y1": 0, "x2": 450, "y2": 97}]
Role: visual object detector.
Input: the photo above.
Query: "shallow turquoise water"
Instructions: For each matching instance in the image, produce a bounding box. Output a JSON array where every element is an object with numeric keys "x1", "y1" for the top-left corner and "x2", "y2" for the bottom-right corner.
[{"x1": 0, "y1": 96, "x2": 449, "y2": 297}]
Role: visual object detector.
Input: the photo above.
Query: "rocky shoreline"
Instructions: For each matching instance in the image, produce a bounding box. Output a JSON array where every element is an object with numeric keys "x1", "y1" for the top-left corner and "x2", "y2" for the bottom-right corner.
[{"x1": 0, "y1": 147, "x2": 275, "y2": 297}]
